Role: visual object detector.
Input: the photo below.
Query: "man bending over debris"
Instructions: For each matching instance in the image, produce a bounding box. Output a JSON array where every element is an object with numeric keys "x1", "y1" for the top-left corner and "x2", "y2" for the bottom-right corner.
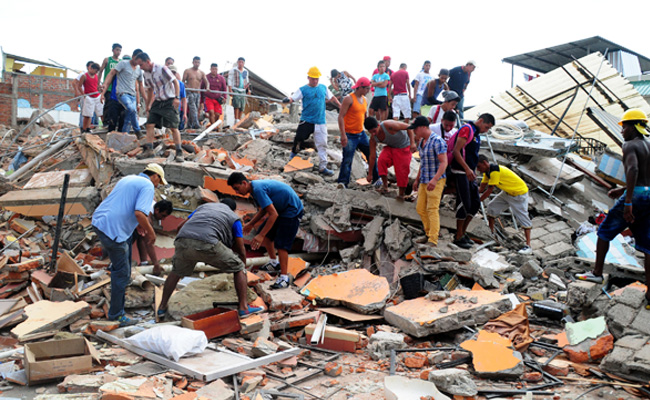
[
  {"x1": 158, "y1": 199, "x2": 263, "y2": 317},
  {"x1": 411, "y1": 116, "x2": 447, "y2": 246},
  {"x1": 92, "y1": 163, "x2": 167, "y2": 327},
  {"x1": 137, "y1": 53, "x2": 184, "y2": 162},
  {"x1": 228, "y1": 173, "x2": 304, "y2": 289},
  {"x1": 477, "y1": 155, "x2": 533, "y2": 254},
  {"x1": 448, "y1": 113, "x2": 495, "y2": 249},
  {"x1": 133, "y1": 200, "x2": 173, "y2": 275},
  {"x1": 286, "y1": 66, "x2": 342, "y2": 177},
  {"x1": 576, "y1": 109, "x2": 650, "y2": 305},
  {"x1": 365, "y1": 116, "x2": 417, "y2": 200}
]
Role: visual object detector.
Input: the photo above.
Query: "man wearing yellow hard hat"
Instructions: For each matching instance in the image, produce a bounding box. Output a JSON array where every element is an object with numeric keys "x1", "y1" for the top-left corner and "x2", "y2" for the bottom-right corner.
[
  {"x1": 92, "y1": 163, "x2": 167, "y2": 326},
  {"x1": 285, "y1": 66, "x2": 342, "y2": 176},
  {"x1": 577, "y1": 109, "x2": 650, "y2": 307}
]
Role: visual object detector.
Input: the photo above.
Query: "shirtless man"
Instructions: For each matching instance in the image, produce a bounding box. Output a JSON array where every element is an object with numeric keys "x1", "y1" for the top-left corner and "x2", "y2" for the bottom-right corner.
[
  {"x1": 576, "y1": 109, "x2": 650, "y2": 306},
  {"x1": 182, "y1": 56, "x2": 209, "y2": 129}
]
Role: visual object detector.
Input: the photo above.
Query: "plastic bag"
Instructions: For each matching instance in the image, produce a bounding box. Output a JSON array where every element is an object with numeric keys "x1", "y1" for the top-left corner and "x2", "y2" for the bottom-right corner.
[{"x1": 125, "y1": 325, "x2": 208, "y2": 361}]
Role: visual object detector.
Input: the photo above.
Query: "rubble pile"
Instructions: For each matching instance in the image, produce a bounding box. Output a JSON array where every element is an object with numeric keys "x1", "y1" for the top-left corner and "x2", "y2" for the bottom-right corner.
[{"x1": 0, "y1": 105, "x2": 649, "y2": 400}]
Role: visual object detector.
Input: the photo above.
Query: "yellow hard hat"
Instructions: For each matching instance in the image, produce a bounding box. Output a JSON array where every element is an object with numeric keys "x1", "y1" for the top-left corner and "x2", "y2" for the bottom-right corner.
[
  {"x1": 618, "y1": 109, "x2": 648, "y2": 126},
  {"x1": 144, "y1": 163, "x2": 168, "y2": 185},
  {"x1": 307, "y1": 66, "x2": 321, "y2": 79}
]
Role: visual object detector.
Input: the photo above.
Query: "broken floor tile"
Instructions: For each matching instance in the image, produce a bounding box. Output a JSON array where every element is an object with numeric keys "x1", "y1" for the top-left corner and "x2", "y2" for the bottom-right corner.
[
  {"x1": 563, "y1": 316, "x2": 614, "y2": 363},
  {"x1": 11, "y1": 300, "x2": 90, "y2": 339},
  {"x1": 460, "y1": 330, "x2": 524, "y2": 380}
]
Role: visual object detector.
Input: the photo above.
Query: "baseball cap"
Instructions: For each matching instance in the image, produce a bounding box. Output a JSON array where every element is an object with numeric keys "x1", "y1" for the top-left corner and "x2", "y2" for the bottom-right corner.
[
  {"x1": 383, "y1": 56, "x2": 391, "y2": 61},
  {"x1": 467, "y1": 60, "x2": 477, "y2": 67},
  {"x1": 352, "y1": 77, "x2": 371, "y2": 89},
  {"x1": 168, "y1": 65, "x2": 178, "y2": 73},
  {"x1": 407, "y1": 116, "x2": 430, "y2": 130},
  {"x1": 144, "y1": 163, "x2": 168, "y2": 185},
  {"x1": 442, "y1": 90, "x2": 460, "y2": 102}
]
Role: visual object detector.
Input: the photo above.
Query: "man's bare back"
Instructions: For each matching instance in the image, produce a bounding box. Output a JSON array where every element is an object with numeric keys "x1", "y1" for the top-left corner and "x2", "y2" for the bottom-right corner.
[
  {"x1": 623, "y1": 137, "x2": 650, "y2": 187},
  {"x1": 183, "y1": 68, "x2": 205, "y2": 89}
]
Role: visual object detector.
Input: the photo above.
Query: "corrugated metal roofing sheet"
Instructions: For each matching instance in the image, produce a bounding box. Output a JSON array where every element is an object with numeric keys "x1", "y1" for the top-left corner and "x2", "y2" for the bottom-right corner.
[
  {"x1": 470, "y1": 53, "x2": 650, "y2": 152},
  {"x1": 631, "y1": 80, "x2": 650, "y2": 97}
]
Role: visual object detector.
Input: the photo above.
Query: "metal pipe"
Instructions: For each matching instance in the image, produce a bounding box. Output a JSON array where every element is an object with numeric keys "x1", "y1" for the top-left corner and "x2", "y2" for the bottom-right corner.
[
  {"x1": 0, "y1": 133, "x2": 83, "y2": 159},
  {"x1": 49, "y1": 173, "x2": 70, "y2": 272}
]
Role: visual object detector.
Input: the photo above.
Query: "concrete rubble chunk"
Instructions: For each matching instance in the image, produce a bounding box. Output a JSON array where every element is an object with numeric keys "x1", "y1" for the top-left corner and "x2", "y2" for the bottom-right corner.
[
  {"x1": 427, "y1": 368, "x2": 478, "y2": 397},
  {"x1": 564, "y1": 316, "x2": 614, "y2": 363},
  {"x1": 383, "y1": 219, "x2": 412, "y2": 260},
  {"x1": 195, "y1": 379, "x2": 235, "y2": 400},
  {"x1": 255, "y1": 280, "x2": 304, "y2": 312},
  {"x1": 251, "y1": 337, "x2": 279, "y2": 358},
  {"x1": 384, "y1": 375, "x2": 451, "y2": 400},
  {"x1": 367, "y1": 331, "x2": 406, "y2": 360},
  {"x1": 106, "y1": 132, "x2": 138, "y2": 153},
  {"x1": 58, "y1": 374, "x2": 119, "y2": 393},
  {"x1": 520, "y1": 259, "x2": 543, "y2": 279},
  {"x1": 361, "y1": 216, "x2": 385, "y2": 253},
  {"x1": 384, "y1": 289, "x2": 512, "y2": 337},
  {"x1": 460, "y1": 330, "x2": 524, "y2": 379},
  {"x1": 322, "y1": 203, "x2": 352, "y2": 232},
  {"x1": 300, "y1": 269, "x2": 390, "y2": 314}
]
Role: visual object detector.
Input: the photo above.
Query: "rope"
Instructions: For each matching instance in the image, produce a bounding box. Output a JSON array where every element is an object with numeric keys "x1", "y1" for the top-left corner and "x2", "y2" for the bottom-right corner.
[{"x1": 487, "y1": 121, "x2": 525, "y2": 141}]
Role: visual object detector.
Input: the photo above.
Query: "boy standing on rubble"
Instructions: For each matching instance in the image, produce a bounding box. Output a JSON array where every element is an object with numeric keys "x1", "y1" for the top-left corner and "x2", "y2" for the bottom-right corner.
[
  {"x1": 286, "y1": 66, "x2": 342, "y2": 177},
  {"x1": 227, "y1": 172, "x2": 304, "y2": 290},
  {"x1": 157, "y1": 199, "x2": 263, "y2": 317},
  {"x1": 476, "y1": 155, "x2": 533, "y2": 254},
  {"x1": 79, "y1": 62, "x2": 103, "y2": 132},
  {"x1": 92, "y1": 163, "x2": 167, "y2": 327},
  {"x1": 576, "y1": 109, "x2": 650, "y2": 305}
]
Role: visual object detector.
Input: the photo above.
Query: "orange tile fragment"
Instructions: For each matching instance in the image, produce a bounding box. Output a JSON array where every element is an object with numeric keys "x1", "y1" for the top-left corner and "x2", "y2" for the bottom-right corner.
[
  {"x1": 203, "y1": 176, "x2": 248, "y2": 198},
  {"x1": 460, "y1": 330, "x2": 521, "y2": 373},
  {"x1": 287, "y1": 257, "x2": 307, "y2": 277},
  {"x1": 284, "y1": 156, "x2": 313, "y2": 172}
]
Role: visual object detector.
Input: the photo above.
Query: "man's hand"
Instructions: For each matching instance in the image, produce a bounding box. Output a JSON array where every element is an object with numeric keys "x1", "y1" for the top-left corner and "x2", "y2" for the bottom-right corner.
[
  {"x1": 427, "y1": 179, "x2": 437, "y2": 191},
  {"x1": 100, "y1": 94, "x2": 105, "y2": 103},
  {"x1": 152, "y1": 263, "x2": 163, "y2": 276},
  {"x1": 466, "y1": 169, "x2": 476, "y2": 182},
  {"x1": 412, "y1": 180, "x2": 419, "y2": 192},
  {"x1": 250, "y1": 233, "x2": 265, "y2": 250},
  {"x1": 340, "y1": 135, "x2": 348, "y2": 148},
  {"x1": 607, "y1": 187, "x2": 625, "y2": 199},
  {"x1": 137, "y1": 226, "x2": 147, "y2": 236},
  {"x1": 624, "y1": 204, "x2": 635, "y2": 223},
  {"x1": 366, "y1": 172, "x2": 373, "y2": 184},
  {"x1": 173, "y1": 98, "x2": 180, "y2": 109},
  {"x1": 410, "y1": 143, "x2": 417, "y2": 153},
  {"x1": 243, "y1": 223, "x2": 253, "y2": 235}
]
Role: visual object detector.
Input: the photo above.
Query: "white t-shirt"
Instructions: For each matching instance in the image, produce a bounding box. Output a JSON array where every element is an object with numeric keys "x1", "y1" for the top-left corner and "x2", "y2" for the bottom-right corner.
[
  {"x1": 415, "y1": 72, "x2": 432, "y2": 96},
  {"x1": 430, "y1": 122, "x2": 457, "y2": 142}
]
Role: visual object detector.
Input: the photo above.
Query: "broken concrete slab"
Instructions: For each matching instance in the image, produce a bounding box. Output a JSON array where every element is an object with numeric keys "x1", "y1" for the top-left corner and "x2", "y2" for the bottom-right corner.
[
  {"x1": 516, "y1": 157, "x2": 584, "y2": 190},
  {"x1": 384, "y1": 376, "x2": 451, "y2": 400},
  {"x1": 0, "y1": 187, "x2": 100, "y2": 217},
  {"x1": 427, "y1": 368, "x2": 477, "y2": 397},
  {"x1": 383, "y1": 219, "x2": 412, "y2": 260},
  {"x1": 195, "y1": 378, "x2": 234, "y2": 400},
  {"x1": 58, "y1": 374, "x2": 119, "y2": 393},
  {"x1": 255, "y1": 281, "x2": 304, "y2": 312},
  {"x1": 460, "y1": 330, "x2": 524, "y2": 379},
  {"x1": 23, "y1": 169, "x2": 92, "y2": 190},
  {"x1": 601, "y1": 334, "x2": 650, "y2": 382},
  {"x1": 11, "y1": 300, "x2": 90, "y2": 339},
  {"x1": 300, "y1": 269, "x2": 390, "y2": 314},
  {"x1": 361, "y1": 216, "x2": 385, "y2": 253},
  {"x1": 384, "y1": 289, "x2": 512, "y2": 337},
  {"x1": 106, "y1": 132, "x2": 138, "y2": 153},
  {"x1": 563, "y1": 316, "x2": 614, "y2": 363}
]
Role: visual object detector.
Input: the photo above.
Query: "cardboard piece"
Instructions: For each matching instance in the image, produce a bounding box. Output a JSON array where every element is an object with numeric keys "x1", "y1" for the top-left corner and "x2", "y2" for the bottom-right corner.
[
  {"x1": 25, "y1": 337, "x2": 99, "y2": 384},
  {"x1": 56, "y1": 251, "x2": 87, "y2": 276}
]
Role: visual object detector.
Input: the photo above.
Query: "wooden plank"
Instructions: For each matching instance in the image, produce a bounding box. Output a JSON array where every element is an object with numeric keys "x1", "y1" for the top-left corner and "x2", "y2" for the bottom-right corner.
[
  {"x1": 23, "y1": 169, "x2": 92, "y2": 190},
  {"x1": 78, "y1": 278, "x2": 111, "y2": 296},
  {"x1": 0, "y1": 309, "x2": 25, "y2": 330},
  {"x1": 56, "y1": 251, "x2": 87, "y2": 276},
  {"x1": 0, "y1": 299, "x2": 18, "y2": 316},
  {"x1": 11, "y1": 300, "x2": 90, "y2": 339},
  {"x1": 0, "y1": 187, "x2": 99, "y2": 217}
]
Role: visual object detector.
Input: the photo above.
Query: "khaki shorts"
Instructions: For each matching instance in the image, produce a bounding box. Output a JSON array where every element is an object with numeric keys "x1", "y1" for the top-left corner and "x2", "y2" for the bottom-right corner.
[
  {"x1": 232, "y1": 94, "x2": 247, "y2": 110},
  {"x1": 147, "y1": 98, "x2": 180, "y2": 129},
  {"x1": 172, "y1": 237, "x2": 244, "y2": 277}
]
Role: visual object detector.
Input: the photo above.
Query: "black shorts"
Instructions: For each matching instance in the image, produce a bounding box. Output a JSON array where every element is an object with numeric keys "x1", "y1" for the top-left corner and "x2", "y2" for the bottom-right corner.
[
  {"x1": 454, "y1": 172, "x2": 480, "y2": 220},
  {"x1": 370, "y1": 96, "x2": 388, "y2": 111},
  {"x1": 146, "y1": 99, "x2": 180, "y2": 129},
  {"x1": 261, "y1": 214, "x2": 303, "y2": 251},
  {"x1": 295, "y1": 121, "x2": 316, "y2": 142}
]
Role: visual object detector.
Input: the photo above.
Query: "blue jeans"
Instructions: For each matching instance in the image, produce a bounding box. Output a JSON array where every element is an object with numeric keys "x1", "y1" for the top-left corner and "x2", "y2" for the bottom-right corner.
[
  {"x1": 598, "y1": 187, "x2": 650, "y2": 254},
  {"x1": 337, "y1": 131, "x2": 379, "y2": 185},
  {"x1": 93, "y1": 226, "x2": 133, "y2": 320},
  {"x1": 118, "y1": 93, "x2": 141, "y2": 134},
  {"x1": 457, "y1": 96, "x2": 465, "y2": 120}
]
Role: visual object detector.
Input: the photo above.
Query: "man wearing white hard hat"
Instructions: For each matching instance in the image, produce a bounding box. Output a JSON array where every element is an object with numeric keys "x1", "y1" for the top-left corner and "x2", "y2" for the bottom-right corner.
[{"x1": 92, "y1": 163, "x2": 167, "y2": 327}]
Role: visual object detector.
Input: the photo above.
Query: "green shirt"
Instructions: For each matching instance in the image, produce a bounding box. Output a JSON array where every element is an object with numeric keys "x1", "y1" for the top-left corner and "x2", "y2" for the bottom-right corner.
[{"x1": 104, "y1": 57, "x2": 120, "y2": 92}]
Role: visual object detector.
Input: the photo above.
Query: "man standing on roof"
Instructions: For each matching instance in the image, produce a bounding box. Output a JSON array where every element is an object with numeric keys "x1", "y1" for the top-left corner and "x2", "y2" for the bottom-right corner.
[
  {"x1": 337, "y1": 77, "x2": 379, "y2": 188},
  {"x1": 157, "y1": 198, "x2": 263, "y2": 318},
  {"x1": 228, "y1": 173, "x2": 304, "y2": 290},
  {"x1": 204, "y1": 63, "x2": 227, "y2": 127},
  {"x1": 99, "y1": 43, "x2": 123, "y2": 132},
  {"x1": 286, "y1": 66, "x2": 342, "y2": 177},
  {"x1": 576, "y1": 110, "x2": 650, "y2": 304},
  {"x1": 183, "y1": 56, "x2": 209, "y2": 129},
  {"x1": 390, "y1": 63, "x2": 412, "y2": 124},
  {"x1": 101, "y1": 49, "x2": 145, "y2": 136},
  {"x1": 365, "y1": 116, "x2": 416, "y2": 200},
  {"x1": 136, "y1": 53, "x2": 184, "y2": 162},
  {"x1": 92, "y1": 163, "x2": 167, "y2": 327},
  {"x1": 447, "y1": 61, "x2": 476, "y2": 119},
  {"x1": 228, "y1": 57, "x2": 250, "y2": 124},
  {"x1": 370, "y1": 60, "x2": 391, "y2": 121},
  {"x1": 412, "y1": 61, "x2": 433, "y2": 117},
  {"x1": 477, "y1": 155, "x2": 533, "y2": 254}
]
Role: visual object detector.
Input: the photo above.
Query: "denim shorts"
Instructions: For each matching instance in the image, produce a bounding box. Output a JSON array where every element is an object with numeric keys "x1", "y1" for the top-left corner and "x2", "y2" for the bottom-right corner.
[
  {"x1": 597, "y1": 187, "x2": 650, "y2": 254},
  {"x1": 261, "y1": 214, "x2": 302, "y2": 251}
]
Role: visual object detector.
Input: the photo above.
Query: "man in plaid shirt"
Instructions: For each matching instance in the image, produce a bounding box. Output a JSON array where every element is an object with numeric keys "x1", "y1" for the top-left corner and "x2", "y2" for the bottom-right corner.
[{"x1": 410, "y1": 116, "x2": 448, "y2": 246}]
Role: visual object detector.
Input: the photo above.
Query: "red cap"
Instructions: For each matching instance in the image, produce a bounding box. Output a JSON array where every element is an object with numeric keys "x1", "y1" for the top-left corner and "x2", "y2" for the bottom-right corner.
[
  {"x1": 383, "y1": 56, "x2": 391, "y2": 61},
  {"x1": 353, "y1": 77, "x2": 371, "y2": 89}
]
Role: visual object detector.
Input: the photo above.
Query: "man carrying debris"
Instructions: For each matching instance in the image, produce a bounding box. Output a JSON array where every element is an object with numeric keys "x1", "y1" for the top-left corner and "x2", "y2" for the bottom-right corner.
[
  {"x1": 227, "y1": 173, "x2": 304, "y2": 289},
  {"x1": 449, "y1": 113, "x2": 495, "y2": 249},
  {"x1": 365, "y1": 116, "x2": 416, "y2": 200},
  {"x1": 183, "y1": 56, "x2": 209, "y2": 129},
  {"x1": 204, "y1": 63, "x2": 227, "y2": 128},
  {"x1": 133, "y1": 200, "x2": 173, "y2": 275},
  {"x1": 136, "y1": 53, "x2": 184, "y2": 162},
  {"x1": 228, "y1": 57, "x2": 250, "y2": 124},
  {"x1": 576, "y1": 109, "x2": 650, "y2": 303},
  {"x1": 158, "y1": 199, "x2": 263, "y2": 317},
  {"x1": 336, "y1": 77, "x2": 379, "y2": 188},
  {"x1": 286, "y1": 66, "x2": 342, "y2": 177},
  {"x1": 447, "y1": 61, "x2": 476, "y2": 119},
  {"x1": 411, "y1": 116, "x2": 447, "y2": 246},
  {"x1": 92, "y1": 163, "x2": 167, "y2": 327},
  {"x1": 476, "y1": 155, "x2": 533, "y2": 254},
  {"x1": 101, "y1": 49, "x2": 145, "y2": 136}
]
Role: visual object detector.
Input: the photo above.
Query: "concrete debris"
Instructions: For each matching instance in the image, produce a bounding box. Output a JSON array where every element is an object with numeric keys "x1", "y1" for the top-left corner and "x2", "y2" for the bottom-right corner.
[
  {"x1": 367, "y1": 331, "x2": 406, "y2": 360},
  {"x1": 426, "y1": 368, "x2": 478, "y2": 397}
]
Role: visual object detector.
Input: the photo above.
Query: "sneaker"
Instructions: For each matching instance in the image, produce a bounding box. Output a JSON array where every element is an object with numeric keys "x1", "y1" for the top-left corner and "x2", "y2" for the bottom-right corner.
[
  {"x1": 373, "y1": 178, "x2": 383, "y2": 188},
  {"x1": 270, "y1": 275, "x2": 291, "y2": 289},
  {"x1": 319, "y1": 168, "x2": 335, "y2": 177},
  {"x1": 518, "y1": 245, "x2": 533, "y2": 255},
  {"x1": 289, "y1": 152, "x2": 297, "y2": 159},
  {"x1": 453, "y1": 238, "x2": 473, "y2": 249},
  {"x1": 174, "y1": 153, "x2": 184, "y2": 163},
  {"x1": 137, "y1": 148, "x2": 155, "y2": 159},
  {"x1": 115, "y1": 315, "x2": 139, "y2": 327},
  {"x1": 575, "y1": 271, "x2": 604, "y2": 284},
  {"x1": 337, "y1": 182, "x2": 347, "y2": 189},
  {"x1": 239, "y1": 305, "x2": 264, "y2": 317},
  {"x1": 157, "y1": 308, "x2": 166, "y2": 318},
  {"x1": 259, "y1": 260, "x2": 280, "y2": 273}
]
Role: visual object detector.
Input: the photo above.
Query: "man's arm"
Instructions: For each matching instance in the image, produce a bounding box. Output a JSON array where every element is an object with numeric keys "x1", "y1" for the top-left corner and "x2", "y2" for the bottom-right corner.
[
  {"x1": 427, "y1": 153, "x2": 448, "y2": 191},
  {"x1": 622, "y1": 142, "x2": 640, "y2": 223},
  {"x1": 251, "y1": 204, "x2": 278, "y2": 250},
  {"x1": 172, "y1": 79, "x2": 180, "y2": 110},
  {"x1": 412, "y1": 80, "x2": 420, "y2": 101},
  {"x1": 182, "y1": 70, "x2": 188, "y2": 84},
  {"x1": 136, "y1": 80, "x2": 144, "y2": 110},
  {"x1": 145, "y1": 87, "x2": 155, "y2": 113},
  {"x1": 135, "y1": 211, "x2": 156, "y2": 244},
  {"x1": 100, "y1": 69, "x2": 117, "y2": 100},
  {"x1": 202, "y1": 72, "x2": 209, "y2": 93},
  {"x1": 366, "y1": 136, "x2": 377, "y2": 182},
  {"x1": 407, "y1": 127, "x2": 416, "y2": 153},
  {"x1": 98, "y1": 57, "x2": 108, "y2": 87},
  {"x1": 338, "y1": 96, "x2": 352, "y2": 147},
  {"x1": 232, "y1": 237, "x2": 246, "y2": 264},
  {"x1": 344, "y1": 71, "x2": 356, "y2": 83},
  {"x1": 327, "y1": 95, "x2": 342, "y2": 108},
  {"x1": 480, "y1": 185, "x2": 494, "y2": 201}
]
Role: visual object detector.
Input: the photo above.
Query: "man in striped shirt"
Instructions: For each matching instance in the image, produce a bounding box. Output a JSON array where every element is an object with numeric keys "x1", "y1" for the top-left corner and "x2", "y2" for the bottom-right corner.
[
  {"x1": 411, "y1": 116, "x2": 448, "y2": 246},
  {"x1": 136, "y1": 53, "x2": 184, "y2": 162}
]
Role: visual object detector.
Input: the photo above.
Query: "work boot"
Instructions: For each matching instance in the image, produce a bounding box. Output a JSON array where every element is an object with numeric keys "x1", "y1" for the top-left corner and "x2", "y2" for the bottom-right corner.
[{"x1": 137, "y1": 147, "x2": 155, "y2": 159}]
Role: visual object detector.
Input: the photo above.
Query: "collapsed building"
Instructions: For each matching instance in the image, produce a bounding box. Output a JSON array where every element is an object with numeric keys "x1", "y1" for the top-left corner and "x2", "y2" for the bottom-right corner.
[{"x1": 0, "y1": 38, "x2": 649, "y2": 400}]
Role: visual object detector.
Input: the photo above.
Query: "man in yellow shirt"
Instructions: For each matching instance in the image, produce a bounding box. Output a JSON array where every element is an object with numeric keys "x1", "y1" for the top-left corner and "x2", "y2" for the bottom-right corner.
[{"x1": 477, "y1": 155, "x2": 533, "y2": 254}]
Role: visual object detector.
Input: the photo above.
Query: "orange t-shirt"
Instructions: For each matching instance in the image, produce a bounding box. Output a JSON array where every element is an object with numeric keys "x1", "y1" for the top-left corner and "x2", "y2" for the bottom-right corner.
[{"x1": 343, "y1": 93, "x2": 367, "y2": 134}]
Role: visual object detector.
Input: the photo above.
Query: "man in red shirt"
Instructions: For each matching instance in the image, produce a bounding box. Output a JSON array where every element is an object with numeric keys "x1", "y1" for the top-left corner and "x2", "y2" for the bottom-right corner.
[
  {"x1": 79, "y1": 62, "x2": 103, "y2": 132},
  {"x1": 390, "y1": 63, "x2": 411, "y2": 124},
  {"x1": 204, "y1": 63, "x2": 227, "y2": 127}
]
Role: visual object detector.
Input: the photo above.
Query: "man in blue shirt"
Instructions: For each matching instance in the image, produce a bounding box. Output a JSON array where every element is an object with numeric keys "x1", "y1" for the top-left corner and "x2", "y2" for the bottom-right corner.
[
  {"x1": 447, "y1": 61, "x2": 476, "y2": 119},
  {"x1": 92, "y1": 163, "x2": 167, "y2": 326},
  {"x1": 228, "y1": 173, "x2": 304, "y2": 289},
  {"x1": 286, "y1": 66, "x2": 342, "y2": 176},
  {"x1": 370, "y1": 60, "x2": 391, "y2": 122},
  {"x1": 157, "y1": 199, "x2": 263, "y2": 318}
]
